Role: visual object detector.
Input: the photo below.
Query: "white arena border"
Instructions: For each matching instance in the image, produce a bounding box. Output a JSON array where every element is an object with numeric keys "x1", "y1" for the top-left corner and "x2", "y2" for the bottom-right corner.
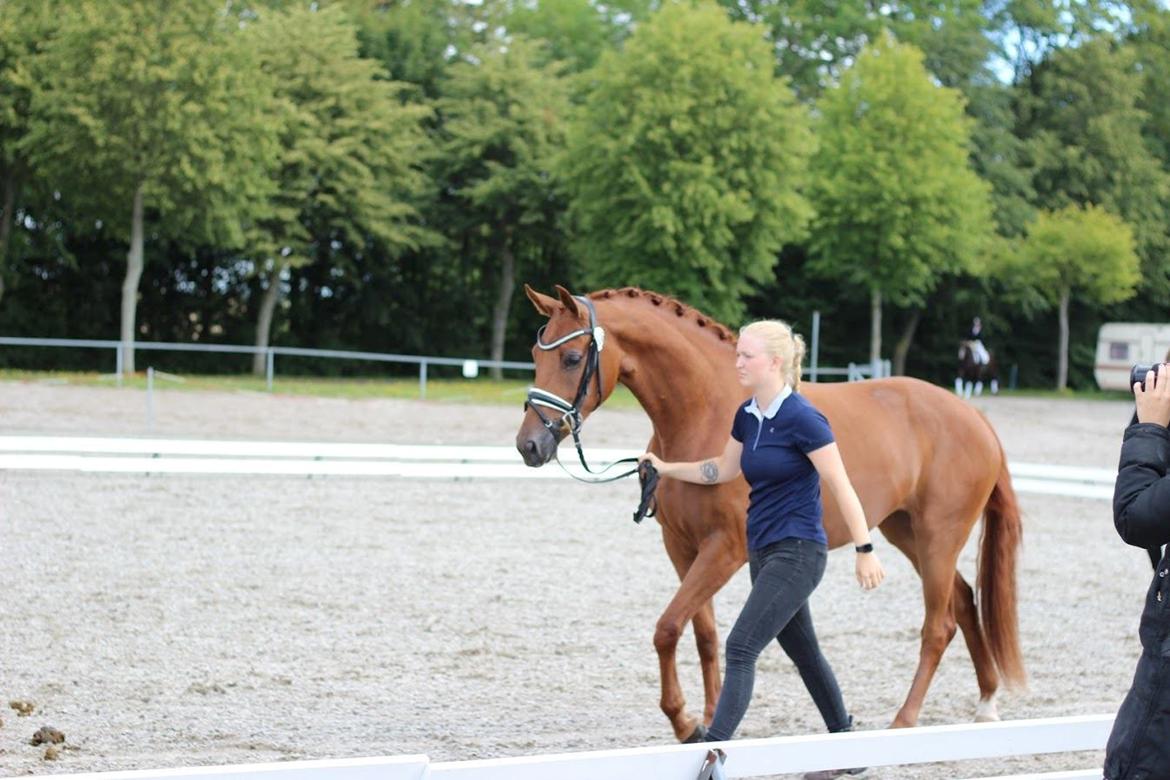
[
  {"x1": 0, "y1": 435, "x2": 1117, "y2": 498},
  {"x1": 3, "y1": 715, "x2": 1111, "y2": 780}
]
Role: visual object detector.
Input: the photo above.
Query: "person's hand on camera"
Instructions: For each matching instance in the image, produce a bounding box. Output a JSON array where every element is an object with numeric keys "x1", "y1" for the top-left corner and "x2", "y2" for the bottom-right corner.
[{"x1": 1135, "y1": 364, "x2": 1170, "y2": 427}]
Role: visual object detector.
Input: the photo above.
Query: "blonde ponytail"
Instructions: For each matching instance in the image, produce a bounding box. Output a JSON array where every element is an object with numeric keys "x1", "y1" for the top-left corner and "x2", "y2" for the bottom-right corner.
[{"x1": 791, "y1": 333, "x2": 806, "y2": 391}]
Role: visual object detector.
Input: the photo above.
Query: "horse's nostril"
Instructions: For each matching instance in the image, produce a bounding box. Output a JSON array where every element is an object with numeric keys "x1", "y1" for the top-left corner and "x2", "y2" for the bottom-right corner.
[{"x1": 525, "y1": 439, "x2": 538, "y2": 455}]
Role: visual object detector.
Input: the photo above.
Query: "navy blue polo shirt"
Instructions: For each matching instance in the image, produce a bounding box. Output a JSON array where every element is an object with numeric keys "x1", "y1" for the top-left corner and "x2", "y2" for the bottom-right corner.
[{"x1": 730, "y1": 388, "x2": 835, "y2": 550}]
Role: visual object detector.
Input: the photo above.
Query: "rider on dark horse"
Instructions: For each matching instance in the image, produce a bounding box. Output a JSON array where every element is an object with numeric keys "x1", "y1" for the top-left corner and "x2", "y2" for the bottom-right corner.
[
  {"x1": 956, "y1": 317, "x2": 997, "y2": 397},
  {"x1": 967, "y1": 317, "x2": 990, "y2": 366}
]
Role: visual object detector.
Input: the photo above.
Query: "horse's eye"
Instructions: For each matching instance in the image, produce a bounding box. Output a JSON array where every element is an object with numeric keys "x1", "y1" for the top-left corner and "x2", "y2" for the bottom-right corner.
[{"x1": 562, "y1": 352, "x2": 582, "y2": 369}]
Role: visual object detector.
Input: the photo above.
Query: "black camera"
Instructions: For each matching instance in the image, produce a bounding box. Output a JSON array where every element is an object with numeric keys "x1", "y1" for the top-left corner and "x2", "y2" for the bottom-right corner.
[{"x1": 1131, "y1": 363, "x2": 1164, "y2": 391}]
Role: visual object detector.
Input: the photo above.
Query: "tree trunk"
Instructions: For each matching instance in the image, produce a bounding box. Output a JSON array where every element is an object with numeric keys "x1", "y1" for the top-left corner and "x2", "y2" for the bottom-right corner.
[
  {"x1": 490, "y1": 238, "x2": 516, "y2": 381},
  {"x1": 870, "y1": 286, "x2": 882, "y2": 377},
  {"x1": 121, "y1": 183, "x2": 146, "y2": 374},
  {"x1": 0, "y1": 172, "x2": 15, "y2": 304},
  {"x1": 1057, "y1": 286, "x2": 1070, "y2": 391},
  {"x1": 252, "y1": 261, "x2": 285, "y2": 376},
  {"x1": 892, "y1": 306, "x2": 922, "y2": 377}
]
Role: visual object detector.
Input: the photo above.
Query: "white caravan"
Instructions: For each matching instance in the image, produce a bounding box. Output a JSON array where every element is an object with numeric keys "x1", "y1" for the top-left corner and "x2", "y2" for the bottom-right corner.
[{"x1": 1094, "y1": 322, "x2": 1170, "y2": 390}]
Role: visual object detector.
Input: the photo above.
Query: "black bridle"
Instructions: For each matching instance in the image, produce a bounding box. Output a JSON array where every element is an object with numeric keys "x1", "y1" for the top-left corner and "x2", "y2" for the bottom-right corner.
[{"x1": 524, "y1": 295, "x2": 642, "y2": 486}]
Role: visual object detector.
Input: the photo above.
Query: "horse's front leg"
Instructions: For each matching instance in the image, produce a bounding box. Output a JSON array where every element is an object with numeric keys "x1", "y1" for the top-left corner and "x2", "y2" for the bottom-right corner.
[
  {"x1": 655, "y1": 534, "x2": 742, "y2": 741},
  {"x1": 691, "y1": 599, "x2": 721, "y2": 725}
]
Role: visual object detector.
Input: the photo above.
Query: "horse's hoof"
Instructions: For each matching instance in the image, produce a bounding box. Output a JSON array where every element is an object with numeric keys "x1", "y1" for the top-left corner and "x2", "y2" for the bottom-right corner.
[
  {"x1": 683, "y1": 723, "x2": 708, "y2": 743},
  {"x1": 975, "y1": 697, "x2": 999, "y2": 722}
]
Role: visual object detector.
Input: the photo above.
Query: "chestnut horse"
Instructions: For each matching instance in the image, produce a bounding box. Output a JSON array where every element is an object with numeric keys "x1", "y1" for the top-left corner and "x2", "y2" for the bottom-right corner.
[{"x1": 515, "y1": 285, "x2": 1024, "y2": 741}]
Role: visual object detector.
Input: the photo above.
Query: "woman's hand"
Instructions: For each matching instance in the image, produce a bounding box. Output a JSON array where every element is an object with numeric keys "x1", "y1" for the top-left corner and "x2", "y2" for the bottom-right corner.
[
  {"x1": 1135, "y1": 365, "x2": 1170, "y2": 427},
  {"x1": 638, "y1": 452, "x2": 665, "y2": 471},
  {"x1": 856, "y1": 551, "x2": 885, "y2": 590}
]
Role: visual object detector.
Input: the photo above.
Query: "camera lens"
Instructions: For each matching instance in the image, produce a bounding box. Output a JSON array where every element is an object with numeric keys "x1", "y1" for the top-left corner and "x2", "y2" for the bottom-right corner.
[{"x1": 1131, "y1": 363, "x2": 1162, "y2": 391}]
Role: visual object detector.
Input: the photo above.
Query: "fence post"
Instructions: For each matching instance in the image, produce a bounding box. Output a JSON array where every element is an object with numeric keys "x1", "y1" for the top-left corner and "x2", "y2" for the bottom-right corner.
[
  {"x1": 419, "y1": 361, "x2": 427, "y2": 400},
  {"x1": 146, "y1": 367, "x2": 154, "y2": 431},
  {"x1": 266, "y1": 349, "x2": 275, "y2": 392},
  {"x1": 115, "y1": 344, "x2": 124, "y2": 387},
  {"x1": 810, "y1": 311, "x2": 820, "y2": 383}
]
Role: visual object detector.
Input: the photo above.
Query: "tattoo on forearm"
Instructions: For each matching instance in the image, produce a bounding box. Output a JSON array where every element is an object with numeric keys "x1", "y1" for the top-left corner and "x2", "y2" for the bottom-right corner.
[{"x1": 700, "y1": 461, "x2": 719, "y2": 484}]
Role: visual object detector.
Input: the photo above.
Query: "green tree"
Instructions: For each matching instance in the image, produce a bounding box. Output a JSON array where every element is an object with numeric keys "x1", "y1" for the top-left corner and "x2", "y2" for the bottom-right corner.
[
  {"x1": 498, "y1": 0, "x2": 611, "y2": 71},
  {"x1": 560, "y1": 0, "x2": 813, "y2": 324},
  {"x1": 808, "y1": 35, "x2": 993, "y2": 373},
  {"x1": 0, "y1": 0, "x2": 56, "y2": 305},
  {"x1": 1016, "y1": 38, "x2": 1170, "y2": 300},
  {"x1": 244, "y1": 5, "x2": 434, "y2": 374},
  {"x1": 21, "y1": 1, "x2": 278, "y2": 372},
  {"x1": 1014, "y1": 204, "x2": 1139, "y2": 390},
  {"x1": 338, "y1": 0, "x2": 466, "y2": 99},
  {"x1": 493, "y1": 0, "x2": 652, "y2": 72},
  {"x1": 1129, "y1": 2, "x2": 1170, "y2": 164},
  {"x1": 718, "y1": 0, "x2": 994, "y2": 98},
  {"x1": 436, "y1": 36, "x2": 570, "y2": 378},
  {"x1": 993, "y1": 0, "x2": 1133, "y2": 83},
  {"x1": 967, "y1": 83, "x2": 1036, "y2": 239}
]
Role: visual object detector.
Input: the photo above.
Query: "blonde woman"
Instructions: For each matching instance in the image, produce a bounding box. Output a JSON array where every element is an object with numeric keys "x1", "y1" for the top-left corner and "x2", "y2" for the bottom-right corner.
[{"x1": 640, "y1": 320, "x2": 883, "y2": 777}]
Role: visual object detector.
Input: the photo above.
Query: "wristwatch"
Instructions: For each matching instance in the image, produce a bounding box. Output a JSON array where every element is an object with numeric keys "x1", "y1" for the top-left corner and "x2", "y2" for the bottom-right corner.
[{"x1": 855, "y1": 542, "x2": 874, "y2": 554}]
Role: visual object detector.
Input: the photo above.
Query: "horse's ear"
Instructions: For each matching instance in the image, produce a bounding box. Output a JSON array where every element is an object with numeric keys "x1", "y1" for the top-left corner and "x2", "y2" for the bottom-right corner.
[
  {"x1": 525, "y1": 284, "x2": 558, "y2": 318},
  {"x1": 553, "y1": 285, "x2": 581, "y2": 318}
]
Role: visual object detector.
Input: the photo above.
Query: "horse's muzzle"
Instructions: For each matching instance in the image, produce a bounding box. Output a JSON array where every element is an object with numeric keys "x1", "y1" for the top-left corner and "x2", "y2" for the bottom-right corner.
[{"x1": 516, "y1": 425, "x2": 558, "y2": 467}]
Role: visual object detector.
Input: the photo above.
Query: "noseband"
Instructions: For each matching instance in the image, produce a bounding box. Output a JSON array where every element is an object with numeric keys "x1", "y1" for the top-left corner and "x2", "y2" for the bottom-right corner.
[{"x1": 524, "y1": 296, "x2": 640, "y2": 486}]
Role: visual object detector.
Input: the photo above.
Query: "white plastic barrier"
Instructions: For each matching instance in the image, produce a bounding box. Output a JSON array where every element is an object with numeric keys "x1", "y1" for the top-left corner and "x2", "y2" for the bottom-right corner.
[
  {"x1": 0, "y1": 436, "x2": 543, "y2": 462},
  {"x1": 10, "y1": 715, "x2": 1112, "y2": 780},
  {"x1": 962, "y1": 771, "x2": 1103, "y2": 780},
  {"x1": 12, "y1": 755, "x2": 430, "y2": 780},
  {"x1": 0, "y1": 437, "x2": 1119, "y2": 498},
  {"x1": 0, "y1": 454, "x2": 569, "y2": 479},
  {"x1": 1011, "y1": 463, "x2": 1115, "y2": 500}
]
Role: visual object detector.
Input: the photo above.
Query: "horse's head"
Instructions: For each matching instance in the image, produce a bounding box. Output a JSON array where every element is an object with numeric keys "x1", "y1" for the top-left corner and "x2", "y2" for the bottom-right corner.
[{"x1": 515, "y1": 284, "x2": 625, "y2": 467}]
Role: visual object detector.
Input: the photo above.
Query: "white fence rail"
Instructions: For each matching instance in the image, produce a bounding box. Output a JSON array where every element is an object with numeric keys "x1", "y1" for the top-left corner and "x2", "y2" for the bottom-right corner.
[
  {"x1": 8, "y1": 715, "x2": 1111, "y2": 780},
  {"x1": 0, "y1": 437, "x2": 1118, "y2": 499}
]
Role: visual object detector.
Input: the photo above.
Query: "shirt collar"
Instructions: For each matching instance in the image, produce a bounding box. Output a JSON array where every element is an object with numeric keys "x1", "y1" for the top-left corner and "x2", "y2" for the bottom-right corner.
[{"x1": 745, "y1": 384, "x2": 793, "y2": 422}]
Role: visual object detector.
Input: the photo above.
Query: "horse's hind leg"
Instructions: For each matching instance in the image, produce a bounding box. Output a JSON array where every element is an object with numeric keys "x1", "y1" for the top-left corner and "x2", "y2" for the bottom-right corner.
[
  {"x1": 953, "y1": 570, "x2": 1000, "y2": 721},
  {"x1": 893, "y1": 550, "x2": 959, "y2": 727},
  {"x1": 880, "y1": 509, "x2": 976, "y2": 728},
  {"x1": 881, "y1": 517, "x2": 1000, "y2": 725},
  {"x1": 882, "y1": 513, "x2": 985, "y2": 713}
]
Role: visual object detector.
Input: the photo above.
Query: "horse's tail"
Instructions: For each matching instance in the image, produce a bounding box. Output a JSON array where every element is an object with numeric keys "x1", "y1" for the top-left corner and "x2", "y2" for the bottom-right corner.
[{"x1": 978, "y1": 452, "x2": 1026, "y2": 690}]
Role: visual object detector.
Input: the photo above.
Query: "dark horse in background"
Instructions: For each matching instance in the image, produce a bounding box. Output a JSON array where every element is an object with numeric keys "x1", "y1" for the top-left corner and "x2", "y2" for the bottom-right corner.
[
  {"x1": 956, "y1": 342, "x2": 1000, "y2": 399},
  {"x1": 515, "y1": 285, "x2": 1024, "y2": 742}
]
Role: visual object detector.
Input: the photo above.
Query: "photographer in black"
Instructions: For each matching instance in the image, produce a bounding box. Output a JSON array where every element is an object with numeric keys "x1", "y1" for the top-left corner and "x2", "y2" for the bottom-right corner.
[{"x1": 1104, "y1": 364, "x2": 1170, "y2": 779}]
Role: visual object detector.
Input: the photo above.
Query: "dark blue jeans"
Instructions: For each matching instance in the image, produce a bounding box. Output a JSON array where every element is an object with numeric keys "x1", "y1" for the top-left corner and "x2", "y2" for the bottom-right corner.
[{"x1": 707, "y1": 537, "x2": 851, "y2": 741}]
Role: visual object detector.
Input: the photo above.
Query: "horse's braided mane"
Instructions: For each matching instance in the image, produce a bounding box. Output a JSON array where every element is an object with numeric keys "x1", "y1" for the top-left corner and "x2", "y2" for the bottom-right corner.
[{"x1": 589, "y1": 287, "x2": 737, "y2": 343}]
